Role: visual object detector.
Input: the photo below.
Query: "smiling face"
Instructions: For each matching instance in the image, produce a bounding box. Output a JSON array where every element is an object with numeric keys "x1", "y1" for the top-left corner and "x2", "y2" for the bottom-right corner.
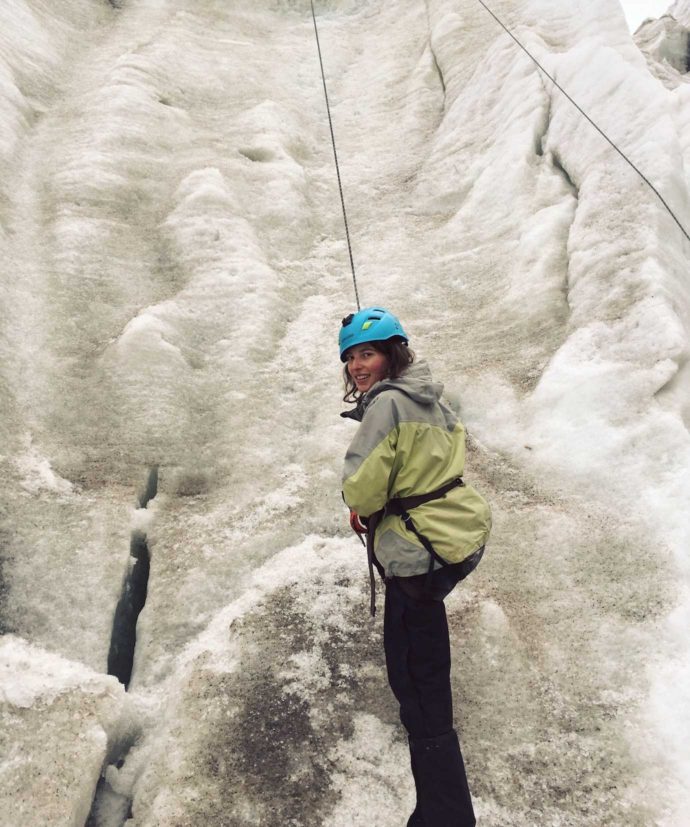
[{"x1": 345, "y1": 342, "x2": 390, "y2": 394}]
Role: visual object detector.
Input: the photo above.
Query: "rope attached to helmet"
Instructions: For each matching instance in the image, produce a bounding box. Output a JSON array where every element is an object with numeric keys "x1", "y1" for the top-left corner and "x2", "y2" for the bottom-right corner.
[
  {"x1": 310, "y1": 0, "x2": 361, "y2": 309},
  {"x1": 475, "y1": 0, "x2": 690, "y2": 244}
]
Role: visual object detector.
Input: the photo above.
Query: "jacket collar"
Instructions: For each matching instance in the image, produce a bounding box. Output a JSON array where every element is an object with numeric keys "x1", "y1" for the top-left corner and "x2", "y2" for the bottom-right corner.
[{"x1": 340, "y1": 359, "x2": 441, "y2": 422}]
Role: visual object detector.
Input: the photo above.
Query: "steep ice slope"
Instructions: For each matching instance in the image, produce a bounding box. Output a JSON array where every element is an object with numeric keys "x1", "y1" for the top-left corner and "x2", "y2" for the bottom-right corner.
[
  {"x1": 0, "y1": 0, "x2": 139, "y2": 670},
  {"x1": 1, "y1": 0, "x2": 689, "y2": 825},
  {"x1": 330, "y1": 1, "x2": 690, "y2": 823}
]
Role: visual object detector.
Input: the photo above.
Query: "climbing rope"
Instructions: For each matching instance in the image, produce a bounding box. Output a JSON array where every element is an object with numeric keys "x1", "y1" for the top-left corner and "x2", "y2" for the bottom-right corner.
[
  {"x1": 310, "y1": 0, "x2": 361, "y2": 309},
  {"x1": 475, "y1": 0, "x2": 690, "y2": 244}
]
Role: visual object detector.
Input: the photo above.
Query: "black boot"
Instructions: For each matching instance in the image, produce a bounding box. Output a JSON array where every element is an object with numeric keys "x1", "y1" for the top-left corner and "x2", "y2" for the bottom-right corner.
[{"x1": 408, "y1": 730, "x2": 475, "y2": 826}]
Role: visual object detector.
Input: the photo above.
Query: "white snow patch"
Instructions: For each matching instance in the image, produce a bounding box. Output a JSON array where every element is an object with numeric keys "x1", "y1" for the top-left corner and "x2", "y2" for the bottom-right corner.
[
  {"x1": 323, "y1": 713, "x2": 414, "y2": 827},
  {"x1": 0, "y1": 635, "x2": 120, "y2": 709},
  {"x1": 177, "y1": 534, "x2": 357, "y2": 676},
  {"x1": 280, "y1": 648, "x2": 332, "y2": 697},
  {"x1": 13, "y1": 433, "x2": 74, "y2": 496}
]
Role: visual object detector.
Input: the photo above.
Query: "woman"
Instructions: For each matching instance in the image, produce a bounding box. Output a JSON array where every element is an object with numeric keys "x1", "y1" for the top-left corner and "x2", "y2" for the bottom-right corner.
[{"x1": 339, "y1": 306, "x2": 491, "y2": 827}]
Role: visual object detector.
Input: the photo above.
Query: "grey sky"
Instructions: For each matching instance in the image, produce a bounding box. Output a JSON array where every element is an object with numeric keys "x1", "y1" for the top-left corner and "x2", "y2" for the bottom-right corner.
[{"x1": 619, "y1": 0, "x2": 672, "y2": 31}]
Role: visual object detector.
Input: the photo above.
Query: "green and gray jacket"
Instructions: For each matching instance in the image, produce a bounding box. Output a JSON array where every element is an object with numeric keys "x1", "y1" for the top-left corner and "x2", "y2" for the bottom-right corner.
[{"x1": 342, "y1": 360, "x2": 491, "y2": 577}]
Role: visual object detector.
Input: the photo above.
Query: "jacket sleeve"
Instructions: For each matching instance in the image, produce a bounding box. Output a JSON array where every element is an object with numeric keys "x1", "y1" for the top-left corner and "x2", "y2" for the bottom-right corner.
[{"x1": 342, "y1": 394, "x2": 398, "y2": 518}]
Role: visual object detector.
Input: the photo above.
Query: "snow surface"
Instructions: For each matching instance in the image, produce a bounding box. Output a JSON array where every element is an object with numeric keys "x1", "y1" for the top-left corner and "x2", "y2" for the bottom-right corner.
[{"x1": 1, "y1": 0, "x2": 689, "y2": 825}]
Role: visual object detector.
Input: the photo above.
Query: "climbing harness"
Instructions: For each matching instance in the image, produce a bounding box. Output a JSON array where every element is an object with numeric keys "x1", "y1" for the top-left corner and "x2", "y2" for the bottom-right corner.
[
  {"x1": 364, "y1": 476, "x2": 466, "y2": 616},
  {"x1": 310, "y1": 1, "x2": 361, "y2": 308},
  {"x1": 386, "y1": 476, "x2": 465, "y2": 575},
  {"x1": 475, "y1": 0, "x2": 690, "y2": 244}
]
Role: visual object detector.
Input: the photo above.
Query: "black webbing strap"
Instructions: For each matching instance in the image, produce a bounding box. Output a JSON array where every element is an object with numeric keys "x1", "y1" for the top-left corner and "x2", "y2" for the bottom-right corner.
[
  {"x1": 385, "y1": 477, "x2": 464, "y2": 517},
  {"x1": 365, "y1": 510, "x2": 384, "y2": 617},
  {"x1": 400, "y1": 512, "x2": 450, "y2": 571}
]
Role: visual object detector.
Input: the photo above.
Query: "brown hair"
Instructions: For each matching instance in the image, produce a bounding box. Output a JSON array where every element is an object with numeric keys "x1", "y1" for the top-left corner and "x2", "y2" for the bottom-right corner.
[{"x1": 342, "y1": 338, "x2": 415, "y2": 405}]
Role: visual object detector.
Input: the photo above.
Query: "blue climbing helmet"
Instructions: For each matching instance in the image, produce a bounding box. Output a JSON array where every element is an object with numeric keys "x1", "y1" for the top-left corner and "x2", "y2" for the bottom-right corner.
[{"x1": 339, "y1": 306, "x2": 409, "y2": 361}]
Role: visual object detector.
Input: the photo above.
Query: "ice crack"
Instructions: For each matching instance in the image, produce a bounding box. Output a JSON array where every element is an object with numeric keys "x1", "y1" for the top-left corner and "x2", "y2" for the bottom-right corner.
[
  {"x1": 550, "y1": 149, "x2": 577, "y2": 194},
  {"x1": 429, "y1": 40, "x2": 447, "y2": 98},
  {"x1": 106, "y1": 466, "x2": 157, "y2": 689},
  {"x1": 89, "y1": 468, "x2": 158, "y2": 823}
]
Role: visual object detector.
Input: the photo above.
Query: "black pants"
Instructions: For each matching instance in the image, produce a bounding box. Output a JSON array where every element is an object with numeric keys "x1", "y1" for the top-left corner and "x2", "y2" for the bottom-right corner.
[
  {"x1": 383, "y1": 576, "x2": 454, "y2": 736},
  {"x1": 383, "y1": 550, "x2": 482, "y2": 737},
  {"x1": 383, "y1": 553, "x2": 482, "y2": 826}
]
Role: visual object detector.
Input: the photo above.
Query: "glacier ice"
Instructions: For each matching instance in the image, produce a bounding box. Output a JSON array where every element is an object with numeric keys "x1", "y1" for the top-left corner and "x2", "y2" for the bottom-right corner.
[{"x1": 1, "y1": 0, "x2": 689, "y2": 825}]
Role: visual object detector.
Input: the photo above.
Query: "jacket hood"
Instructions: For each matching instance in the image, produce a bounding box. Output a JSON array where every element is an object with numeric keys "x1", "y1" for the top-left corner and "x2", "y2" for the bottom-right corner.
[
  {"x1": 340, "y1": 359, "x2": 442, "y2": 422},
  {"x1": 365, "y1": 359, "x2": 442, "y2": 407}
]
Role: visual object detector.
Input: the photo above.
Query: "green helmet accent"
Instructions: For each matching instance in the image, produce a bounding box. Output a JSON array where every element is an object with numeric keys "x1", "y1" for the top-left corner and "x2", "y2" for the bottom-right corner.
[{"x1": 339, "y1": 307, "x2": 408, "y2": 361}]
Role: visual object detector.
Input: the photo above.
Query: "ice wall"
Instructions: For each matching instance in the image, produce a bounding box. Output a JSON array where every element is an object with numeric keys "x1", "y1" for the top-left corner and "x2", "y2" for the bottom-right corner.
[
  {"x1": 636, "y1": 0, "x2": 690, "y2": 79},
  {"x1": 1, "y1": 0, "x2": 689, "y2": 825},
  {"x1": 0, "y1": 636, "x2": 129, "y2": 827}
]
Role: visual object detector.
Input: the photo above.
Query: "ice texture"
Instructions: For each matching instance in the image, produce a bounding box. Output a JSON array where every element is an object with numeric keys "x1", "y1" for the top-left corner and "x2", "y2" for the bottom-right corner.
[
  {"x1": 0, "y1": 636, "x2": 129, "y2": 827},
  {"x1": 0, "y1": 0, "x2": 689, "y2": 825}
]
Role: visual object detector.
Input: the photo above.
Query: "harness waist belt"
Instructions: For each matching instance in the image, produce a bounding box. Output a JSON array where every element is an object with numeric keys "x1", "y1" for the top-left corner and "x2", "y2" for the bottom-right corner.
[{"x1": 385, "y1": 477, "x2": 464, "y2": 518}]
